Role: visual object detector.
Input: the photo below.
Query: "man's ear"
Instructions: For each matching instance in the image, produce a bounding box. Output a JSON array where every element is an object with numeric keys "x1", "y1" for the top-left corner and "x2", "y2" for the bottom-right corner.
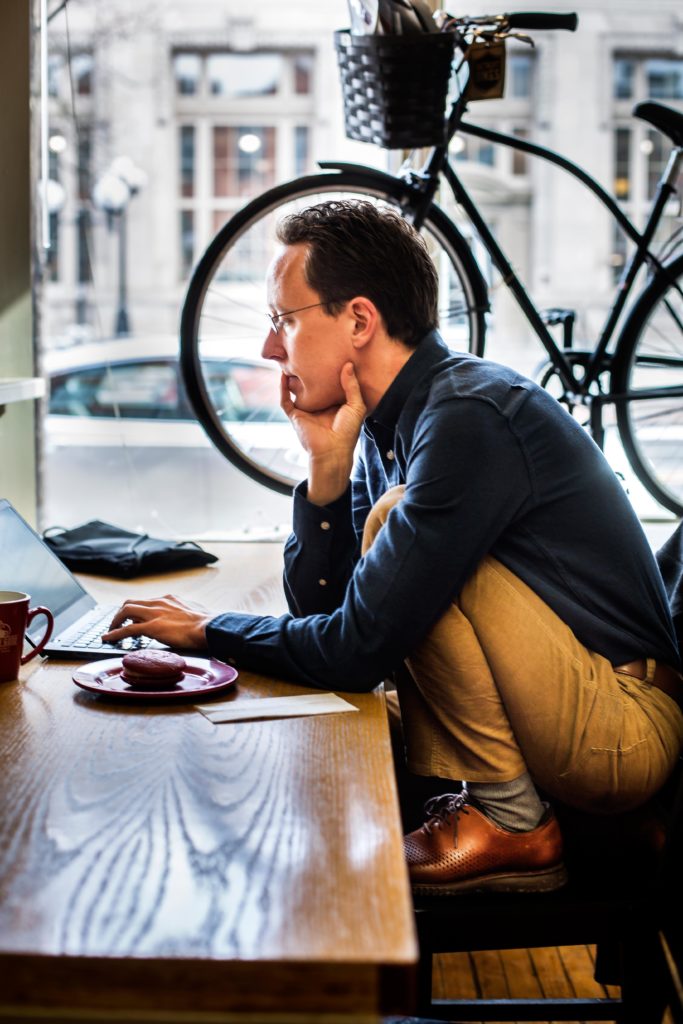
[{"x1": 348, "y1": 297, "x2": 379, "y2": 349}]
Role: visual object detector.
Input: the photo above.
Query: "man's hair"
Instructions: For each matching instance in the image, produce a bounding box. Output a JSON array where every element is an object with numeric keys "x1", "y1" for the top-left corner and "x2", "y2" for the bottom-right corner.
[{"x1": 275, "y1": 200, "x2": 439, "y2": 347}]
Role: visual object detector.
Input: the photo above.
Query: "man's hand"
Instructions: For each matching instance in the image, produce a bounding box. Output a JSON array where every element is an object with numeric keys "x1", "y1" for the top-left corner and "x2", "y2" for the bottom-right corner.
[
  {"x1": 102, "y1": 595, "x2": 213, "y2": 650},
  {"x1": 281, "y1": 361, "x2": 366, "y2": 506}
]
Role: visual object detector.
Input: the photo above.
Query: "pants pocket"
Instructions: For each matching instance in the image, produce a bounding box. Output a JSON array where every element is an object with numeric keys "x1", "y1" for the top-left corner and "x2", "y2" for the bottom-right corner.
[{"x1": 554, "y1": 685, "x2": 656, "y2": 812}]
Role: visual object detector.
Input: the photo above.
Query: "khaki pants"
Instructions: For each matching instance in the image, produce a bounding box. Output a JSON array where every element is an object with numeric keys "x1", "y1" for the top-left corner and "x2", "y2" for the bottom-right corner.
[{"x1": 364, "y1": 486, "x2": 683, "y2": 814}]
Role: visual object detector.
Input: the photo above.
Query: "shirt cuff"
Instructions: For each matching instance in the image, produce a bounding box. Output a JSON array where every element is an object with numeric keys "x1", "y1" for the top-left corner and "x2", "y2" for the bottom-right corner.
[{"x1": 292, "y1": 479, "x2": 353, "y2": 536}]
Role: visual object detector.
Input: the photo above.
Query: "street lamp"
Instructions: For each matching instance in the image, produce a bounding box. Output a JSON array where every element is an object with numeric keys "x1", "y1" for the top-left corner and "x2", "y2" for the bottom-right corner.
[
  {"x1": 39, "y1": 176, "x2": 66, "y2": 283},
  {"x1": 93, "y1": 158, "x2": 147, "y2": 337}
]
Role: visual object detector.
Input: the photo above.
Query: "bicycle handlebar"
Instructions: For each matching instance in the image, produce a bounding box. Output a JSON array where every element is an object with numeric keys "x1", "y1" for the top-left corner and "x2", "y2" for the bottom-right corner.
[{"x1": 504, "y1": 11, "x2": 578, "y2": 30}]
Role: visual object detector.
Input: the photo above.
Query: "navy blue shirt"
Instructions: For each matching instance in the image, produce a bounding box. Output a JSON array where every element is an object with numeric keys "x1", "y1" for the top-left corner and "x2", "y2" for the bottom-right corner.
[{"x1": 207, "y1": 331, "x2": 679, "y2": 689}]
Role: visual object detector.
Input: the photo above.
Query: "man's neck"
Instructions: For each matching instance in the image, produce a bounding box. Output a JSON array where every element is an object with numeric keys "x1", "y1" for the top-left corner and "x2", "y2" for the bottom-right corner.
[{"x1": 359, "y1": 338, "x2": 415, "y2": 416}]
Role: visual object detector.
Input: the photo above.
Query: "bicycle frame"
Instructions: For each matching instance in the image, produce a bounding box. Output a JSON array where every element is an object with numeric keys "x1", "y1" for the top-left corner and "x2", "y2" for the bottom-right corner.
[{"x1": 402, "y1": 90, "x2": 683, "y2": 401}]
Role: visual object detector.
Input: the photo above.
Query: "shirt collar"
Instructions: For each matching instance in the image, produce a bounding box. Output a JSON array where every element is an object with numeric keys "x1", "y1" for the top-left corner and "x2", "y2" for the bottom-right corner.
[{"x1": 369, "y1": 330, "x2": 451, "y2": 431}]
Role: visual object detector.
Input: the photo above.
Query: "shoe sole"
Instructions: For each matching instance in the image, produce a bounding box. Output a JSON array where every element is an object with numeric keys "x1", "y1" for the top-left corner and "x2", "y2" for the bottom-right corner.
[{"x1": 411, "y1": 861, "x2": 568, "y2": 896}]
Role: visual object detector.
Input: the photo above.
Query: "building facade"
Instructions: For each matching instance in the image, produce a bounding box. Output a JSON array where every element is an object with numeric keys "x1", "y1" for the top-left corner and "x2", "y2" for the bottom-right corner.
[{"x1": 44, "y1": 0, "x2": 683, "y2": 368}]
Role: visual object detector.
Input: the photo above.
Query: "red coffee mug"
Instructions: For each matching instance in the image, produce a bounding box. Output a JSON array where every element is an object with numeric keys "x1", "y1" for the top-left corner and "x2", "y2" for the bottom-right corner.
[{"x1": 0, "y1": 591, "x2": 54, "y2": 683}]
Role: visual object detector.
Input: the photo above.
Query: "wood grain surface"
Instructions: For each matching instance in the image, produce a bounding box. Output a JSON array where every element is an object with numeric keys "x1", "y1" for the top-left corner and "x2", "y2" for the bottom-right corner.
[{"x1": 0, "y1": 544, "x2": 417, "y2": 1018}]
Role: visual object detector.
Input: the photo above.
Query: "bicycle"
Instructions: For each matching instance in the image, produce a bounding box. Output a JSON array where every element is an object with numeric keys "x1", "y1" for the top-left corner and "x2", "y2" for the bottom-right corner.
[{"x1": 179, "y1": 9, "x2": 683, "y2": 516}]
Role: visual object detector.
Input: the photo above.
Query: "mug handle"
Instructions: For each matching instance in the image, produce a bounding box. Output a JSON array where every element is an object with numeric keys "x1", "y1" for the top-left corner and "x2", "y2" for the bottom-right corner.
[{"x1": 21, "y1": 606, "x2": 55, "y2": 664}]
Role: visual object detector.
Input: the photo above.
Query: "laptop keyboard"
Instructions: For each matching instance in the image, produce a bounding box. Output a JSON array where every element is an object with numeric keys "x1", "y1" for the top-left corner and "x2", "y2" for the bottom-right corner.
[{"x1": 58, "y1": 607, "x2": 159, "y2": 652}]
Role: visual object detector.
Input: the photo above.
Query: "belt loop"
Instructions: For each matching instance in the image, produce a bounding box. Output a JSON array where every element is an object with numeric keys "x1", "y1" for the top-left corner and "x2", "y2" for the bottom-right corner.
[{"x1": 645, "y1": 658, "x2": 657, "y2": 684}]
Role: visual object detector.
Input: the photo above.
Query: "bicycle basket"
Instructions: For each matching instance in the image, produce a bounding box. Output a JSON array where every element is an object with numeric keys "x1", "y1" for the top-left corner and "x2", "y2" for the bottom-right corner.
[{"x1": 334, "y1": 29, "x2": 456, "y2": 149}]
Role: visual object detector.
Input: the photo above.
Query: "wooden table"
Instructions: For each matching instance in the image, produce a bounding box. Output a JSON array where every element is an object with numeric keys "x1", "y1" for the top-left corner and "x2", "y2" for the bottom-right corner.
[{"x1": 0, "y1": 544, "x2": 417, "y2": 1022}]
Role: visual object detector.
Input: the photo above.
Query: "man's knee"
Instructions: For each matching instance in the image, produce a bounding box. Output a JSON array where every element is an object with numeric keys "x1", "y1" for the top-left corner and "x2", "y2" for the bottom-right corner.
[{"x1": 361, "y1": 484, "x2": 406, "y2": 554}]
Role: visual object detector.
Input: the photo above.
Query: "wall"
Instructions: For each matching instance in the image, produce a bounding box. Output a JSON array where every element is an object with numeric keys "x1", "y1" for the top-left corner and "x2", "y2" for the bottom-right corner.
[{"x1": 0, "y1": 0, "x2": 38, "y2": 525}]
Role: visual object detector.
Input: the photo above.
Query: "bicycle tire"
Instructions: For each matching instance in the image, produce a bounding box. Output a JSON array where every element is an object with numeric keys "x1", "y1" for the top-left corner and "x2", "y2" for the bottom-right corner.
[
  {"x1": 180, "y1": 167, "x2": 488, "y2": 496},
  {"x1": 613, "y1": 253, "x2": 683, "y2": 517}
]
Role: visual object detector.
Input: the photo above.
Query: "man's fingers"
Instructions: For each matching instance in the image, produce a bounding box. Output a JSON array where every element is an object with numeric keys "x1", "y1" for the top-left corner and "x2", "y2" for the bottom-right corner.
[
  {"x1": 340, "y1": 362, "x2": 366, "y2": 414},
  {"x1": 280, "y1": 373, "x2": 295, "y2": 416},
  {"x1": 107, "y1": 602, "x2": 154, "y2": 631},
  {"x1": 102, "y1": 619, "x2": 151, "y2": 642}
]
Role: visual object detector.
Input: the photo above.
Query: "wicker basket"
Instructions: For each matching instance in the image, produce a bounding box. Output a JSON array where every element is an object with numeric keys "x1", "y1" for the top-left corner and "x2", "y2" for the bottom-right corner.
[{"x1": 334, "y1": 29, "x2": 456, "y2": 150}]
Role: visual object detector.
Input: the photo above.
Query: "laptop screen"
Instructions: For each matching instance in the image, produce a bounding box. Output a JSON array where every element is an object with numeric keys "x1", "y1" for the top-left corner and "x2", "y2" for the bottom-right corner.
[{"x1": 0, "y1": 499, "x2": 90, "y2": 643}]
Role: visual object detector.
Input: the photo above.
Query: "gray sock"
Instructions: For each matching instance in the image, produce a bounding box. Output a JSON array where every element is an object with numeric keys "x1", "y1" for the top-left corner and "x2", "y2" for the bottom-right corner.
[{"x1": 466, "y1": 772, "x2": 545, "y2": 832}]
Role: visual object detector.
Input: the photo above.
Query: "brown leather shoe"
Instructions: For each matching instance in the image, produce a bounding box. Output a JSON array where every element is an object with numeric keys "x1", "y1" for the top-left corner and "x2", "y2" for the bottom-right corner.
[{"x1": 405, "y1": 793, "x2": 567, "y2": 895}]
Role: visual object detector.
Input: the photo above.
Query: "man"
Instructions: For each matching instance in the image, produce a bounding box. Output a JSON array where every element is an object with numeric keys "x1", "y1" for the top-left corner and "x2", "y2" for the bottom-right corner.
[{"x1": 105, "y1": 200, "x2": 683, "y2": 896}]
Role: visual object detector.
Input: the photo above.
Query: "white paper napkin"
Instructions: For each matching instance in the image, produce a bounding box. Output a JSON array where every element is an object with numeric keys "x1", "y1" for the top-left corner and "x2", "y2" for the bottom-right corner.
[{"x1": 196, "y1": 692, "x2": 359, "y2": 723}]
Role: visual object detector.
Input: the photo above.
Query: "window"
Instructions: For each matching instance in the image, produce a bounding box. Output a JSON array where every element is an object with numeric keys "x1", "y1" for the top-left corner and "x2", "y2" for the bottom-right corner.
[
  {"x1": 47, "y1": 50, "x2": 94, "y2": 101},
  {"x1": 614, "y1": 127, "x2": 630, "y2": 199},
  {"x1": 174, "y1": 53, "x2": 201, "y2": 95},
  {"x1": 40, "y1": 7, "x2": 312, "y2": 539},
  {"x1": 47, "y1": 213, "x2": 60, "y2": 283},
  {"x1": 179, "y1": 125, "x2": 195, "y2": 198},
  {"x1": 174, "y1": 49, "x2": 315, "y2": 280},
  {"x1": 213, "y1": 126, "x2": 276, "y2": 198},
  {"x1": 294, "y1": 54, "x2": 313, "y2": 94},
  {"x1": 611, "y1": 53, "x2": 683, "y2": 281},
  {"x1": 207, "y1": 53, "x2": 284, "y2": 97},
  {"x1": 646, "y1": 129, "x2": 667, "y2": 199},
  {"x1": 294, "y1": 125, "x2": 310, "y2": 176},
  {"x1": 509, "y1": 53, "x2": 533, "y2": 99},
  {"x1": 614, "y1": 57, "x2": 634, "y2": 99},
  {"x1": 77, "y1": 126, "x2": 92, "y2": 201},
  {"x1": 614, "y1": 54, "x2": 683, "y2": 102},
  {"x1": 48, "y1": 54, "x2": 64, "y2": 97},
  {"x1": 453, "y1": 136, "x2": 494, "y2": 167},
  {"x1": 76, "y1": 210, "x2": 91, "y2": 286},
  {"x1": 180, "y1": 210, "x2": 194, "y2": 277},
  {"x1": 71, "y1": 53, "x2": 93, "y2": 96},
  {"x1": 610, "y1": 221, "x2": 628, "y2": 282},
  {"x1": 646, "y1": 58, "x2": 683, "y2": 100},
  {"x1": 511, "y1": 128, "x2": 528, "y2": 176},
  {"x1": 47, "y1": 150, "x2": 60, "y2": 282}
]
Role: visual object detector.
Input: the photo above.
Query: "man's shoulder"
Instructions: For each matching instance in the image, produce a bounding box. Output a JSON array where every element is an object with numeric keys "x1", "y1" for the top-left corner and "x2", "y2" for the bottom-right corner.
[{"x1": 427, "y1": 351, "x2": 534, "y2": 414}]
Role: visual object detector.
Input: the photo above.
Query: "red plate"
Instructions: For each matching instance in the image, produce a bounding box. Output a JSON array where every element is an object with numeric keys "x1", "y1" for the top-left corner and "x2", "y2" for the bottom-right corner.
[{"x1": 72, "y1": 656, "x2": 238, "y2": 700}]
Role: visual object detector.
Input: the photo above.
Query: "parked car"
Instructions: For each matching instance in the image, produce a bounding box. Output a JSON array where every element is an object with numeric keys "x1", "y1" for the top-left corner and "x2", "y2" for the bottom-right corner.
[{"x1": 43, "y1": 337, "x2": 303, "y2": 538}]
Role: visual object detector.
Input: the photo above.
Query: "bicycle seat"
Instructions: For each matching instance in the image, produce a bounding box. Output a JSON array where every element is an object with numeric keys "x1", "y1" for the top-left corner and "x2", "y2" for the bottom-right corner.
[{"x1": 633, "y1": 101, "x2": 683, "y2": 148}]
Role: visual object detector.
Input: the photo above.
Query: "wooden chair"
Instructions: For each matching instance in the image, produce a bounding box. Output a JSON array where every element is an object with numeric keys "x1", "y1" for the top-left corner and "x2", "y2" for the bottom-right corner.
[{"x1": 412, "y1": 762, "x2": 683, "y2": 1022}]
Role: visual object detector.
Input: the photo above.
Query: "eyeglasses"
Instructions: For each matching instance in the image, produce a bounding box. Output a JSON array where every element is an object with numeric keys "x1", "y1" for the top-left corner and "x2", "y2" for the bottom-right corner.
[{"x1": 267, "y1": 301, "x2": 337, "y2": 334}]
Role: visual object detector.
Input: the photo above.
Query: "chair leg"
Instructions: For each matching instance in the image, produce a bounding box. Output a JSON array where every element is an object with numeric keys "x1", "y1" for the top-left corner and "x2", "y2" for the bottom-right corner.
[
  {"x1": 621, "y1": 930, "x2": 668, "y2": 1024},
  {"x1": 416, "y1": 945, "x2": 434, "y2": 1015}
]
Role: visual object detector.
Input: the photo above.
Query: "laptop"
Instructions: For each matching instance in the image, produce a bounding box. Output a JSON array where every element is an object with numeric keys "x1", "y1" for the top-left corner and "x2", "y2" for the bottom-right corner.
[{"x1": 0, "y1": 498, "x2": 165, "y2": 659}]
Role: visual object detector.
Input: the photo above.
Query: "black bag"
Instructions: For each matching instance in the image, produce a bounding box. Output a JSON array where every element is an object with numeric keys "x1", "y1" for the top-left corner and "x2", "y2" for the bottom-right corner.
[{"x1": 43, "y1": 520, "x2": 218, "y2": 579}]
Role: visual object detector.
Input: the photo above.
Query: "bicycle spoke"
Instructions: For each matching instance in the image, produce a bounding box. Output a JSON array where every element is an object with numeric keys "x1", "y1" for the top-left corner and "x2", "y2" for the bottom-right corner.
[{"x1": 198, "y1": 312, "x2": 264, "y2": 332}]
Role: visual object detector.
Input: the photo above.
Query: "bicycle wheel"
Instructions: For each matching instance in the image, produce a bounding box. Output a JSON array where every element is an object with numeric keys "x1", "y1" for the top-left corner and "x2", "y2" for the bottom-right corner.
[
  {"x1": 180, "y1": 167, "x2": 488, "y2": 495},
  {"x1": 613, "y1": 254, "x2": 683, "y2": 516}
]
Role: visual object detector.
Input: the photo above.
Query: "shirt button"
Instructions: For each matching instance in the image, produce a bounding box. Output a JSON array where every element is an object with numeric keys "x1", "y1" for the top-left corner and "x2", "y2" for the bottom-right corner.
[
  {"x1": 320, "y1": 520, "x2": 331, "y2": 531},
  {"x1": 386, "y1": 449, "x2": 395, "y2": 460},
  {"x1": 318, "y1": 578, "x2": 328, "y2": 587}
]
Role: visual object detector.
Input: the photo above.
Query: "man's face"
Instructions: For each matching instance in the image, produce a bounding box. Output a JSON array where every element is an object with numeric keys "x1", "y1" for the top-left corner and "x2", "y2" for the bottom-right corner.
[{"x1": 262, "y1": 244, "x2": 354, "y2": 413}]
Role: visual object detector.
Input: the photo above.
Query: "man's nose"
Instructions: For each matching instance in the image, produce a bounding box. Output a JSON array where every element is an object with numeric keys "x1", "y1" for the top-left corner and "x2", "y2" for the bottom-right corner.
[{"x1": 261, "y1": 328, "x2": 281, "y2": 361}]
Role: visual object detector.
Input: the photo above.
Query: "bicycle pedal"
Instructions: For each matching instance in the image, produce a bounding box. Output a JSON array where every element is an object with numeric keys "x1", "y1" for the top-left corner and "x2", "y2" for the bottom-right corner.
[{"x1": 540, "y1": 307, "x2": 575, "y2": 326}]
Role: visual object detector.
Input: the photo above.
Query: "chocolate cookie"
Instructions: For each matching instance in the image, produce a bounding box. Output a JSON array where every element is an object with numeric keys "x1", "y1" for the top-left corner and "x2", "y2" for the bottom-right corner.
[{"x1": 121, "y1": 650, "x2": 187, "y2": 689}]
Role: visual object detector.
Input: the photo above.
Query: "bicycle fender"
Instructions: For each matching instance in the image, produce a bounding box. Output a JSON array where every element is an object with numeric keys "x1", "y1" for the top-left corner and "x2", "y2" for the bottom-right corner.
[{"x1": 317, "y1": 160, "x2": 409, "y2": 187}]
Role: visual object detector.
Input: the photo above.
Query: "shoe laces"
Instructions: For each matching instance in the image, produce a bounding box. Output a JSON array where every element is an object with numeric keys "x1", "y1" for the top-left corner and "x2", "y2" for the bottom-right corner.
[{"x1": 421, "y1": 791, "x2": 470, "y2": 838}]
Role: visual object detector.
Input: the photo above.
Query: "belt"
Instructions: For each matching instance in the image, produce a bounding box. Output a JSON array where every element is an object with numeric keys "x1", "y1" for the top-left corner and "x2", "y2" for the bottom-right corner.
[{"x1": 614, "y1": 658, "x2": 683, "y2": 710}]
